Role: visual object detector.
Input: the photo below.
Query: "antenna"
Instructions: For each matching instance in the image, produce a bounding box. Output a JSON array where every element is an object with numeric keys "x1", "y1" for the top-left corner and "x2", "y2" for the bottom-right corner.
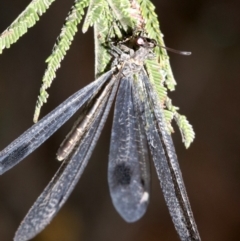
[{"x1": 159, "y1": 45, "x2": 191, "y2": 56}]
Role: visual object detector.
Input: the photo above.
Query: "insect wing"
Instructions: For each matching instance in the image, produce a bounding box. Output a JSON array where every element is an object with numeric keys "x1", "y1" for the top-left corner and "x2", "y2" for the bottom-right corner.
[
  {"x1": 108, "y1": 76, "x2": 150, "y2": 223},
  {"x1": 139, "y1": 70, "x2": 201, "y2": 241},
  {"x1": 0, "y1": 70, "x2": 113, "y2": 175},
  {"x1": 14, "y1": 76, "x2": 119, "y2": 241},
  {"x1": 57, "y1": 73, "x2": 116, "y2": 161}
]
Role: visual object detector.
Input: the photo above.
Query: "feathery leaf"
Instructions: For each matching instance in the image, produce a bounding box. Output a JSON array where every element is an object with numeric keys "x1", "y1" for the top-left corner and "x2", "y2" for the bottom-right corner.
[
  {"x1": 0, "y1": 0, "x2": 56, "y2": 54},
  {"x1": 33, "y1": 0, "x2": 90, "y2": 122}
]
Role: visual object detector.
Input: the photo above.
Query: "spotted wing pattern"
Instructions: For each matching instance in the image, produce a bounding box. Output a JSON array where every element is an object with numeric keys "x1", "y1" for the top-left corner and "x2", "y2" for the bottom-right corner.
[
  {"x1": 0, "y1": 70, "x2": 113, "y2": 175},
  {"x1": 108, "y1": 76, "x2": 150, "y2": 222},
  {"x1": 14, "y1": 76, "x2": 119, "y2": 241}
]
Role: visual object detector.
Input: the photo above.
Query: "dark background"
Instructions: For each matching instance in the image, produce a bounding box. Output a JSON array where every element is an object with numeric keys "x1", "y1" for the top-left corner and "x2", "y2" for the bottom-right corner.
[{"x1": 0, "y1": 0, "x2": 240, "y2": 240}]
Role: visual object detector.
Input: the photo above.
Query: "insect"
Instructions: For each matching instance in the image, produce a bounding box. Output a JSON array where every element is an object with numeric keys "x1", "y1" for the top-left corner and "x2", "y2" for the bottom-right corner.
[{"x1": 0, "y1": 33, "x2": 201, "y2": 241}]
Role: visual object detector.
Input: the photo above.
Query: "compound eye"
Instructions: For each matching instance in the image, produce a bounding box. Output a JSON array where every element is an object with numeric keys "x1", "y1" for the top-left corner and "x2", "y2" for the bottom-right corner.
[
  {"x1": 136, "y1": 36, "x2": 157, "y2": 48},
  {"x1": 136, "y1": 37, "x2": 145, "y2": 46}
]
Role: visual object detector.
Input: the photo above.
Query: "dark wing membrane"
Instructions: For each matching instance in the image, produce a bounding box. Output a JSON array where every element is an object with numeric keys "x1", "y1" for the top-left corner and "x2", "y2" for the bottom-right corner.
[
  {"x1": 108, "y1": 76, "x2": 150, "y2": 223},
  {"x1": 138, "y1": 70, "x2": 201, "y2": 241},
  {"x1": 14, "y1": 76, "x2": 119, "y2": 241},
  {"x1": 0, "y1": 70, "x2": 114, "y2": 175}
]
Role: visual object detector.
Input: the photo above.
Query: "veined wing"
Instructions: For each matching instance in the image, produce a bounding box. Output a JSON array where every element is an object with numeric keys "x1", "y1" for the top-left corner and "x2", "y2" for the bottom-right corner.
[
  {"x1": 0, "y1": 70, "x2": 114, "y2": 175},
  {"x1": 14, "y1": 76, "x2": 120, "y2": 241},
  {"x1": 108, "y1": 75, "x2": 150, "y2": 223},
  {"x1": 137, "y1": 69, "x2": 200, "y2": 241}
]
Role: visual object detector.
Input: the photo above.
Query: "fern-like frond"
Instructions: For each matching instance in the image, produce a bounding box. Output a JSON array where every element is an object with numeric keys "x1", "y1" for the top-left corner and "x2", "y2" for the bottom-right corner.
[
  {"x1": 107, "y1": 0, "x2": 135, "y2": 31},
  {"x1": 163, "y1": 109, "x2": 174, "y2": 133},
  {"x1": 82, "y1": 0, "x2": 105, "y2": 33},
  {"x1": 165, "y1": 97, "x2": 195, "y2": 148},
  {"x1": 93, "y1": 4, "x2": 113, "y2": 76},
  {"x1": 145, "y1": 59, "x2": 167, "y2": 104},
  {"x1": 137, "y1": 0, "x2": 176, "y2": 91},
  {"x1": 130, "y1": 0, "x2": 195, "y2": 147},
  {"x1": 175, "y1": 113, "x2": 195, "y2": 149},
  {"x1": 33, "y1": 0, "x2": 90, "y2": 123},
  {"x1": 92, "y1": 0, "x2": 135, "y2": 76},
  {"x1": 0, "y1": 0, "x2": 56, "y2": 54}
]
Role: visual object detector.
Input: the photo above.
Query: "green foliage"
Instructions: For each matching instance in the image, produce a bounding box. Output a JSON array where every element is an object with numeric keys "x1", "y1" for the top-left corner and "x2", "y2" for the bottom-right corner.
[
  {"x1": 84, "y1": 0, "x2": 113, "y2": 76},
  {"x1": 145, "y1": 59, "x2": 167, "y2": 103},
  {"x1": 93, "y1": 17, "x2": 112, "y2": 77},
  {"x1": 106, "y1": 0, "x2": 135, "y2": 31},
  {"x1": 82, "y1": 0, "x2": 104, "y2": 33},
  {"x1": 33, "y1": 0, "x2": 90, "y2": 122},
  {"x1": 0, "y1": 0, "x2": 56, "y2": 54},
  {"x1": 137, "y1": 0, "x2": 176, "y2": 90},
  {"x1": 90, "y1": 0, "x2": 136, "y2": 76},
  {"x1": 165, "y1": 98, "x2": 195, "y2": 148},
  {"x1": 137, "y1": 0, "x2": 194, "y2": 147},
  {"x1": 0, "y1": 0, "x2": 195, "y2": 147}
]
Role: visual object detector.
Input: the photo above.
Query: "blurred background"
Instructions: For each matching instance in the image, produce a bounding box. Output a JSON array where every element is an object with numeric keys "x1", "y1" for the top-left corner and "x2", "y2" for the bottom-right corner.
[{"x1": 0, "y1": 0, "x2": 240, "y2": 240}]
